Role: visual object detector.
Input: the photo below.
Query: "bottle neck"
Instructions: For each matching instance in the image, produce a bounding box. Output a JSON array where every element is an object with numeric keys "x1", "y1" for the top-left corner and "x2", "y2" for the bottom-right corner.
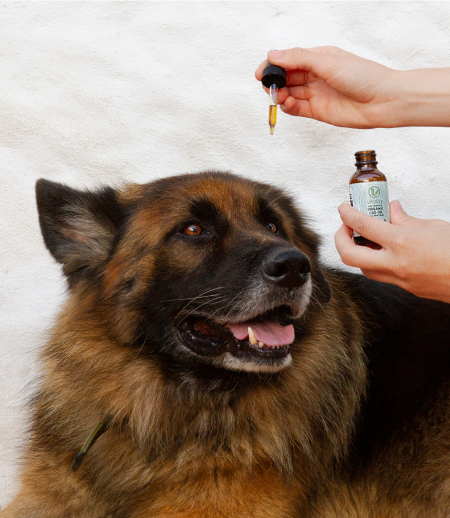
[
  {"x1": 356, "y1": 162, "x2": 378, "y2": 172},
  {"x1": 355, "y1": 150, "x2": 377, "y2": 169}
]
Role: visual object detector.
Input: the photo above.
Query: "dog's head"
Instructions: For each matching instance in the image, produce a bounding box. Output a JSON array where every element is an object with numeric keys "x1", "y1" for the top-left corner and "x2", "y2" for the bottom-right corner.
[{"x1": 36, "y1": 172, "x2": 331, "y2": 375}]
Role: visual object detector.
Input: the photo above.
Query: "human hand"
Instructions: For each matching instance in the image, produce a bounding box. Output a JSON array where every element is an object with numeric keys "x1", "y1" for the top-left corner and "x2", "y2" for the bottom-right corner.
[
  {"x1": 255, "y1": 47, "x2": 404, "y2": 129},
  {"x1": 335, "y1": 200, "x2": 450, "y2": 303}
]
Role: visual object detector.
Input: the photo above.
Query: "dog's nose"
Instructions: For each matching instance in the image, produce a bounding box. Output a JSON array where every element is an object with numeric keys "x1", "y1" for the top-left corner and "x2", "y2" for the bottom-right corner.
[{"x1": 262, "y1": 249, "x2": 311, "y2": 289}]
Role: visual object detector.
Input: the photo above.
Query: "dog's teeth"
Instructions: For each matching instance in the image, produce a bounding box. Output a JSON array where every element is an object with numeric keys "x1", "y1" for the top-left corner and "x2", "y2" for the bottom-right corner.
[
  {"x1": 258, "y1": 341, "x2": 265, "y2": 348},
  {"x1": 248, "y1": 327, "x2": 257, "y2": 345}
]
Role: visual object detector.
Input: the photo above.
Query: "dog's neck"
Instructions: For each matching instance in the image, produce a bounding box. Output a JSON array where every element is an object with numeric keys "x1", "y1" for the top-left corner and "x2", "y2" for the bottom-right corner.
[{"x1": 47, "y1": 298, "x2": 366, "y2": 482}]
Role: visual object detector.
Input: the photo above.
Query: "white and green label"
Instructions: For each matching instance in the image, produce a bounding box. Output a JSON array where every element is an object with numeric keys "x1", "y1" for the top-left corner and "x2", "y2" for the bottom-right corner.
[{"x1": 349, "y1": 181, "x2": 390, "y2": 237}]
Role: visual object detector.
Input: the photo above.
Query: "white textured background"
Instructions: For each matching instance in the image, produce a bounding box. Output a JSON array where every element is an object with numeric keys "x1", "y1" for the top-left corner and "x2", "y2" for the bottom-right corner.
[{"x1": 1, "y1": 1, "x2": 450, "y2": 506}]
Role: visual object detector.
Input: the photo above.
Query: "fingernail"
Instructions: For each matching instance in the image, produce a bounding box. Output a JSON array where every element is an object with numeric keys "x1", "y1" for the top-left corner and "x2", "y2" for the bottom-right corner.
[
  {"x1": 391, "y1": 200, "x2": 402, "y2": 212},
  {"x1": 269, "y1": 50, "x2": 283, "y2": 59},
  {"x1": 338, "y1": 203, "x2": 350, "y2": 213}
]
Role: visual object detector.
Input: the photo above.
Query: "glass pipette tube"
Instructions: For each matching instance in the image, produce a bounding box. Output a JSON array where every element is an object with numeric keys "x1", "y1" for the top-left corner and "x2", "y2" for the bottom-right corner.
[{"x1": 269, "y1": 84, "x2": 277, "y2": 135}]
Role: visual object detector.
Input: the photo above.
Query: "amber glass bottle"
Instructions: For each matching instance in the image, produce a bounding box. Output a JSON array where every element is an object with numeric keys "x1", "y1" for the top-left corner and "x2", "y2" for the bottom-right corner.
[{"x1": 349, "y1": 150, "x2": 390, "y2": 247}]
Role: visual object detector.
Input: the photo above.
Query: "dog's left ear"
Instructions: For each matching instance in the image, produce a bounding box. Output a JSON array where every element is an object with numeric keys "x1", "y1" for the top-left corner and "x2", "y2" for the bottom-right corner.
[
  {"x1": 311, "y1": 265, "x2": 332, "y2": 304},
  {"x1": 36, "y1": 179, "x2": 124, "y2": 287}
]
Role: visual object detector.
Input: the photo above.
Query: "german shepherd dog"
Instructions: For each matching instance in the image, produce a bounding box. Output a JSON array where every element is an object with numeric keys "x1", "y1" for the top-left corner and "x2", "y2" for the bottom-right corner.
[{"x1": 3, "y1": 171, "x2": 450, "y2": 518}]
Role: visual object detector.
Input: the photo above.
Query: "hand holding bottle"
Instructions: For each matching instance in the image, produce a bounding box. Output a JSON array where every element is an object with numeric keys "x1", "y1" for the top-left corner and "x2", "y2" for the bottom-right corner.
[{"x1": 335, "y1": 201, "x2": 450, "y2": 303}]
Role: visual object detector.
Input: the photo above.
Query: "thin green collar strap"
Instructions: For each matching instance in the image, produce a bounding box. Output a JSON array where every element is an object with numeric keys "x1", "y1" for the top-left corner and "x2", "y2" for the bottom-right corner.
[{"x1": 71, "y1": 417, "x2": 110, "y2": 472}]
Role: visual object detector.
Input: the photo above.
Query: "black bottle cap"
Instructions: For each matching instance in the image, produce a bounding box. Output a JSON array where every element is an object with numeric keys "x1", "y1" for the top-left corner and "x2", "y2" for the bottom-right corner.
[{"x1": 262, "y1": 63, "x2": 287, "y2": 89}]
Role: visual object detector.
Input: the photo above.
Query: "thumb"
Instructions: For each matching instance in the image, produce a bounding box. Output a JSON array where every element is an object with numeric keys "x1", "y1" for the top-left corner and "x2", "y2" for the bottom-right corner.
[
  {"x1": 268, "y1": 48, "x2": 330, "y2": 74},
  {"x1": 390, "y1": 200, "x2": 420, "y2": 227}
]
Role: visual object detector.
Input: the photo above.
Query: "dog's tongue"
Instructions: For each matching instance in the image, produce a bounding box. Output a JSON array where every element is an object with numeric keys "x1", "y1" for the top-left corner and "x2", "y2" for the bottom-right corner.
[{"x1": 229, "y1": 320, "x2": 294, "y2": 347}]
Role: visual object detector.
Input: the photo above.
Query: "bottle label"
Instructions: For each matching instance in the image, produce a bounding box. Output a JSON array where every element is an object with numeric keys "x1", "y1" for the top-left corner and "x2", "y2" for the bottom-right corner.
[{"x1": 349, "y1": 181, "x2": 390, "y2": 238}]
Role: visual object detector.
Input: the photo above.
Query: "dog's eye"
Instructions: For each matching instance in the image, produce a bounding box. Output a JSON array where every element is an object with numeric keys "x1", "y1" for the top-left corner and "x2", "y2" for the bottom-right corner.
[
  {"x1": 184, "y1": 224, "x2": 202, "y2": 236},
  {"x1": 266, "y1": 223, "x2": 277, "y2": 233}
]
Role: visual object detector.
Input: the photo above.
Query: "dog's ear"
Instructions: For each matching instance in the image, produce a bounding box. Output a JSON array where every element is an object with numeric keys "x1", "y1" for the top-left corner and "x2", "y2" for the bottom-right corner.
[
  {"x1": 311, "y1": 265, "x2": 332, "y2": 304},
  {"x1": 36, "y1": 179, "x2": 124, "y2": 287}
]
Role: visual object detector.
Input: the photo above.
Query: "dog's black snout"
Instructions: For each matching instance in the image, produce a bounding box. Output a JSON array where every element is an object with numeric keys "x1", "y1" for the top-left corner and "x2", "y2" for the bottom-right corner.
[{"x1": 262, "y1": 249, "x2": 311, "y2": 289}]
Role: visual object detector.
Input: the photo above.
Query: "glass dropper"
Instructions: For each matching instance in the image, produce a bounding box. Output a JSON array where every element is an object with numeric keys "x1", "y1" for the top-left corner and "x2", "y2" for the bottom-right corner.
[
  {"x1": 262, "y1": 63, "x2": 287, "y2": 135},
  {"x1": 269, "y1": 84, "x2": 278, "y2": 135}
]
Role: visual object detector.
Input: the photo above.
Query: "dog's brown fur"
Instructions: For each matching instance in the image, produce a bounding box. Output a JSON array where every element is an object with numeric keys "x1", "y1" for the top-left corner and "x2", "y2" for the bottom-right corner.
[{"x1": 3, "y1": 172, "x2": 450, "y2": 517}]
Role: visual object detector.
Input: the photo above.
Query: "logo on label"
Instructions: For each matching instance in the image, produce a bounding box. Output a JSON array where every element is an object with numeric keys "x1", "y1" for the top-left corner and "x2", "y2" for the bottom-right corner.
[{"x1": 368, "y1": 186, "x2": 380, "y2": 198}]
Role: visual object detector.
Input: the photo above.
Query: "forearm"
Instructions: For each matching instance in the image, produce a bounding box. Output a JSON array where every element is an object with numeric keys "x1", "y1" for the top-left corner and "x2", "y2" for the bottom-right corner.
[{"x1": 387, "y1": 68, "x2": 450, "y2": 127}]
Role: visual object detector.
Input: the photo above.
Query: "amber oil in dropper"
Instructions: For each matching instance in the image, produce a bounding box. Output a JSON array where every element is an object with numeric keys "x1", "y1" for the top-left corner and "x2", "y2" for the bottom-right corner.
[
  {"x1": 269, "y1": 85, "x2": 277, "y2": 135},
  {"x1": 269, "y1": 106, "x2": 277, "y2": 135},
  {"x1": 349, "y1": 150, "x2": 390, "y2": 248}
]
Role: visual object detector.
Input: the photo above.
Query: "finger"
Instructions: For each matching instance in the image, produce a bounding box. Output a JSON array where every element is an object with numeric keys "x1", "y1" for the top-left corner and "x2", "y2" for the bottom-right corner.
[
  {"x1": 342, "y1": 222, "x2": 354, "y2": 238},
  {"x1": 390, "y1": 200, "x2": 409, "y2": 225},
  {"x1": 389, "y1": 199, "x2": 424, "y2": 227},
  {"x1": 338, "y1": 203, "x2": 396, "y2": 246},
  {"x1": 279, "y1": 98, "x2": 313, "y2": 118},
  {"x1": 286, "y1": 70, "x2": 309, "y2": 87},
  {"x1": 259, "y1": 85, "x2": 309, "y2": 115},
  {"x1": 267, "y1": 47, "x2": 336, "y2": 77},
  {"x1": 261, "y1": 85, "x2": 291, "y2": 104},
  {"x1": 255, "y1": 59, "x2": 269, "y2": 80},
  {"x1": 334, "y1": 223, "x2": 355, "y2": 257},
  {"x1": 268, "y1": 48, "x2": 319, "y2": 72},
  {"x1": 259, "y1": 69, "x2": 311, "y2": 107},
  {"x1": 334, "y1": 223, "x2": 388, "y2": 270},
  {"x1": 273, "y1": 87, "x2": 290, "y2": 105},
  {"x1": 335, "y1": 222, "x2": 359, "y2": 249},
  {"x1": 286, "y1": 85, "x2": 311, "y2": 100},
  {"x1": 266, "y1": 86, "x2": 309, "y2": 106}
]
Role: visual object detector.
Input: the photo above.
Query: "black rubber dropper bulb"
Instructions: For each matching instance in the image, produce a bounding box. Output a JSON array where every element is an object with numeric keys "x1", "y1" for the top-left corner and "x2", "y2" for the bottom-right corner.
[{"x1": 262, "y1": 63, "x2": 287, "y2": 134}]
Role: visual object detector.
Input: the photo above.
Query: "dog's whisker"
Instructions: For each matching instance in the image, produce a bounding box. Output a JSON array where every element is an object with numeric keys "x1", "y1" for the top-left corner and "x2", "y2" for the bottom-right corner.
[
  {"x1": 174, "y1": 288, "x2": 226, "y2": 314},
  {"x1": 265, "y1": 194, "x2": 285, "y2": 209},
  {"x1": 309, "y1": 288, "x2": 326, "y2": 311},
  {"x1": 130, "y1": 331, "x2": 151, "y2": 362},
  {"x1": 208, "y1": 287, "x2": 247, "y2": 323},
  {"x1": 223, "y1": 287, "x2": 247, "y2": 313},
  {"x1": 206, "y1": 291, "x2": 245, "y2": 321},
  {"x1": 262, "y1": 185, "x2": 274, "y2": 199},
  {"x1": 174, "y1": 296, "x2": 227, "y2": 325},
  {"x1": 174, "y1": 293, "x2": 226, "y2": 315},
  {"x1": 161, "y1": 287, "x2": 225, "y2": 303}
]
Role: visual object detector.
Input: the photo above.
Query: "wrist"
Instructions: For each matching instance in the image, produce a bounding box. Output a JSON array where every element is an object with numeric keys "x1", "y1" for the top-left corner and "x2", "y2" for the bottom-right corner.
[{"x1": 389, "y1": 68, "x2": 450, "y2": 127}]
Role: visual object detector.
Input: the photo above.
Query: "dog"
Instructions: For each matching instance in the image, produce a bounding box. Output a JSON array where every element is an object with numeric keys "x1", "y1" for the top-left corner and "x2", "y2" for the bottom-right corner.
[{"x1": 2, "y1": 171, "x2": 450, "y2": 518}]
